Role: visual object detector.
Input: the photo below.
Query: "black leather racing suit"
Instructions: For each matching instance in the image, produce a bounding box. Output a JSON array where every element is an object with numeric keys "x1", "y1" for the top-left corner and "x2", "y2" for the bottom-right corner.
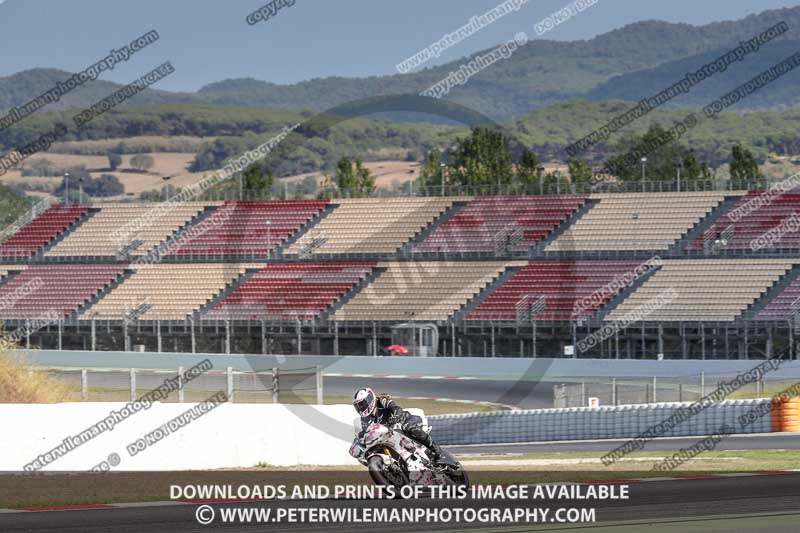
[{"x1": 358, "y1": 394, "x2": 442, "y2": 458}]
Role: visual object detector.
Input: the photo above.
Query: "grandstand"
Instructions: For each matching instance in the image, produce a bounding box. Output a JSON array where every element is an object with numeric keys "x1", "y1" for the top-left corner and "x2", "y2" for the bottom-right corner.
[
  {"x1": 0, "y1": 192, "x2": 797, "y2": 359},
  {"x1": 166, "y1": 200, "x2": 329, "y2": 259},
  {"x1": 0, "y1": 264, "x2": 126, "y2": 320},
  {"x1": 688, "y1": 191, "x2": 800, "y2": 253},
  {"x1": 754, "y1": 273, "x2": 800, "y2": 321},
  {"x1": 0, "y1": 205, "x2": 89, "y2": 260},
  {"x1": 284, "y1": 197, "x2": 455, "y2": 256},
  {"x1": 546, "y1": 192, "x2": 738, "y2": 253},
  {"x1": 466, "y1": 260, "x2": 649, "y2": 321},
  {"x1": 204, "y1": 262, "x2": 376, "y2": 321},
  {"x1": 81, "y1": 263, "x2": 259, "y2": 321},
  {"x1": 334, "y1": 261, "x2": 523, "y2": 322},
  {"x1": 605, "y1": 259, "x2": 795, "y2": 322},
  {"x1": 411, "y1": 195, "x2": 588, "y2": 255},
  {"x1": 45, "y1": 203, "x2": 216, "y2": 258}
]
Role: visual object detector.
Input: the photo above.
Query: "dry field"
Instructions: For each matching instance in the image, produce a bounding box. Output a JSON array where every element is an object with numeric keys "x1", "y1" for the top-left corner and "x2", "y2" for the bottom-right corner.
[
  {"x1": 1, "y1": 152, "x2": 207, "y2": 201},
  {"x1": 283, "y1": 160, "x2": 421, "y2": 190}
]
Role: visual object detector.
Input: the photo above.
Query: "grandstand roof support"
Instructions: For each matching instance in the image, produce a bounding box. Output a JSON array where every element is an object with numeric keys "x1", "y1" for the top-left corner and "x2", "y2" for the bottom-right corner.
[
  {"x1": 296, "y1": 319, "x2": 302, "y2": 356},
  {"x1": 767, "y1": 326, "x2": 774, "y2": 359},
  {"x1": 225, "y1": 319, "x2": 231, "y2": 354},
  {"x1": 571, "y1": 322, "x2": 577, "y2": 359},
  {"x1": 490, "y1": 323, "x2": 495, "y2": 358},
  {"x1": 701, "y1": 324, "x2": 706, "y2": 360},
  {"x1": 261, "y1": 319, "x2": 267, "y2": 355},
  {"x1": 333, "y1": 320, "x2": 339, "y2": 356},
  {"x1": 725, "y1": 326, "x2": 729, "y2": 358},
  {"x1": 744, "y1": 324, "x2": 749, "y2": 360},
  {"x1": 372, "y1": 322, "x2": 377, "y2": 357},
  {"x1": 681, "y1": 324, "x2": 687, "y2": 359},
  {"x1": 640, "y1": 323, "x2": 646, "y2": 357},
  {"x1": 451, "y1": 322, "x2": 456, "y2": 358}
]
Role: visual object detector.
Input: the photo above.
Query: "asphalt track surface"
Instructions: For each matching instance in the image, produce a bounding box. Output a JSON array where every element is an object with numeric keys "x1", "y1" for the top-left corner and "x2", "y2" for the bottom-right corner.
[
  {"x1": 450, "y1": 432, "x2": 800, "y2": 455},
  {"x1": 325, "y1": 377, "x2": 555, "y2": 409},
  {"x1": 2, "y1": 474, "x2": 799, "y2": 532}
]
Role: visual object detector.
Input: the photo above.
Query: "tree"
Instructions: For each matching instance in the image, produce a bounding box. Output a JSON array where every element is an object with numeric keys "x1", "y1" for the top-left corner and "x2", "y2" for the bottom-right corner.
[
  {"x1": 333, "y1": 157, "x2": 375, "y2": 197},
  {"x1": 54, "y1": 171, "x2": 124, "y2": 199},
  {"x1": 129, "y1": 154, "x2": 155, "y2": 172},
  {"x1": 242, "y1": 163, "x2": 273, "y2": 197},
  {"x1": 354, "y1": 159, "x2": 375, "y2": 196},
  {"x1": 681, "y1": 148, "x2": 712, "y2": 183},
  {"x1": 418, "y1": 150, "x2": 444, "y2": 192},
  {"x1": 568, "y1": 159, "x2": 593, "y2": 188},
  {"x1": 334, "y1": 157, "x2": 358, "y2": 194},
  {"x1": 90, "y1": 174, "x2": 125, "y2": 196},
  {"x1": 542, "y1": 171, "x2": 571, "y2": 193},
  {"x1": 605, "y1": 123, "x2": 712, "y2": 185},
  {"x1": 107, "y1": 152, "x2": 122, "y2": 171},
  {"x1": 729, "y1": 144, "x2": 764, "y2": 188},
  {"x1": 299, "y1": 175, "x2": 319, "y2": 197},
  {"x1": 517, "y1": 148, "x2": 542, "y2": 191},
  {"x1": 448, "y1": 127, "x2": 513, "y2": 194}
]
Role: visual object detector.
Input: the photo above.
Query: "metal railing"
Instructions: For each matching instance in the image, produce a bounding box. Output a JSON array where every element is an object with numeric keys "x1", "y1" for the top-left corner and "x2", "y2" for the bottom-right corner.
[
  {"x1": 72, "y1": 177, "x2": 777, "y2": 205},
  {"x1": 43, "y1": 365, "x2": 323, "y2": 404}
]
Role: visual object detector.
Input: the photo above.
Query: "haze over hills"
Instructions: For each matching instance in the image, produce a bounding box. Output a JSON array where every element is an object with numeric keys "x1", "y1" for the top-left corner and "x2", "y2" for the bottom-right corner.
[{"x1": 3, "y1": 6, "x2": 800, "y2": 121}]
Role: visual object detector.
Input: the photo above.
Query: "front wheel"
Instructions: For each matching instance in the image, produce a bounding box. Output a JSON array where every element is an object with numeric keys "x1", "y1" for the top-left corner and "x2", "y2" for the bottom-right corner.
[
  {"x1": 447, "y1": 464, "x2": 469, "y2": 487},
  {"x1": 367, "y1": 455, "x2": 408, "y2": 490},
  {"x1": 438, "y1": 451, "x2": 469, "y2": 487}
]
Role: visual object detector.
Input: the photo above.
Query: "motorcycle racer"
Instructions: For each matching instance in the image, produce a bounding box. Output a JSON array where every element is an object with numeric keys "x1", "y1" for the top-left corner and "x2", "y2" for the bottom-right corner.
[{"x1": 353, "y1": 387, "x2": 443, "y2": 461}]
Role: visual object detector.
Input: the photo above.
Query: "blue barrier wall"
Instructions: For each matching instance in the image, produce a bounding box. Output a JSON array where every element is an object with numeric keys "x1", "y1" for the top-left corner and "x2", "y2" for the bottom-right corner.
[{"x1": 15, "y1": 349, "x2": 800, "y2": 379}]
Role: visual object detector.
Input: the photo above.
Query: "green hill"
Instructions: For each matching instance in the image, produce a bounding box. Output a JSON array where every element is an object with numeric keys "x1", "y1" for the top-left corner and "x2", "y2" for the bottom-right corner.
[{"x1": 2, "y1": 7, "x2": 800, "y2": 121}]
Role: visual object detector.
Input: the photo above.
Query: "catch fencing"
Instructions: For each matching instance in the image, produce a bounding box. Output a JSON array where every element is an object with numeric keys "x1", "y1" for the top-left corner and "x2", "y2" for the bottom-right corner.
[
  {"x1": 554, "y1": 373, "x2": 781, "y2": 408},
  {"x1": 430, "y1": 399, "x2": 772, "y2": 445},
  {"x1": 42, "y1": 365, "x2": 323, "y2": 404}
]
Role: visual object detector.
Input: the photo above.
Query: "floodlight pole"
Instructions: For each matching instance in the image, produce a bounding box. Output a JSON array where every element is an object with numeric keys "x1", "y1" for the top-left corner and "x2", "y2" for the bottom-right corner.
[
  {"x1": 640, "y1": 157, "x2": 647, "y2": 190},
  {"x1": 64, "y1": 172, "x2": 70, "y2": 204}
]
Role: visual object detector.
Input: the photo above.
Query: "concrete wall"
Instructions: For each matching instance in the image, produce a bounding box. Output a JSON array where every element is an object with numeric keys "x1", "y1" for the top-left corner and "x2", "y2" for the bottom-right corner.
[
  {"x1": 16, "y1": 349, "x2": 800, "y2": 379},
  {"x1": 0, "y1": 402, "x2": 359, "y2": 471},
  {"x1": 0, "y1": 397, "x2": 777, "y2": 471}
]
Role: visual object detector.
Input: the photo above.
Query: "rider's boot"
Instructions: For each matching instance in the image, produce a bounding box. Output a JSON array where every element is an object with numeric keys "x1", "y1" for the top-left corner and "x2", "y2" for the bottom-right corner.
[{"x1": 418, "y1": 433, "x2": 443, "y2": 462}]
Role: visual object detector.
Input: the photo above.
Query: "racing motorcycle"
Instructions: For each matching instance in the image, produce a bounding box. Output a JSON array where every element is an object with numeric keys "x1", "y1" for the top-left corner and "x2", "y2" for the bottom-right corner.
[{"x1": 349, "y1": 409, "x2": 469, "y2": 489}]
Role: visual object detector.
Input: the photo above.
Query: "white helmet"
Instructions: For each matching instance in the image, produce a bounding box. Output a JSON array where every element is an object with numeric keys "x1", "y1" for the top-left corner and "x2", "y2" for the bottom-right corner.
[{"x1": 353, "y1": 388, "x2": 376, "y2": 417}]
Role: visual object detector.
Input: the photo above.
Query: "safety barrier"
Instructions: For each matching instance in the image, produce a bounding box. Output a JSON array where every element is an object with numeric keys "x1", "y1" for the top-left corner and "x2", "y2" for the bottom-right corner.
[
  {"x1": 0, "y1": 402, "x2": 358, "y2": 471},
  {"x1": 773, "y1": 397, "x2": 800, "y2": 432},
  {"x1": 430, "y1": 399, "x2": 775, "y2": 445},
  {"x1": 43, "y1": 366, "x2": 323, "y2": 404}
]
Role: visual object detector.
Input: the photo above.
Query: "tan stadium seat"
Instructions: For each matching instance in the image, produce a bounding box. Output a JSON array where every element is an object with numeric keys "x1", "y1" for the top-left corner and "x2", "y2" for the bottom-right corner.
[
  {"x1": 46, "y1": 203, "x2": 219, "y2": 258},
  {"x1": 81, "y1": 263, "x2": 260, "y2": 321},
  {"x1": 284, "y1": 198, "x2": 457, "y2": 256},
  {"x1": 334, "y1": 261, "x2": 524, "y2": 322},
  {"x1": 605, "y1": 259, "x2": 797, "y2": 322},
  {"x1": 546, "y1": 192, "x2": 742, "y2": 252}
]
